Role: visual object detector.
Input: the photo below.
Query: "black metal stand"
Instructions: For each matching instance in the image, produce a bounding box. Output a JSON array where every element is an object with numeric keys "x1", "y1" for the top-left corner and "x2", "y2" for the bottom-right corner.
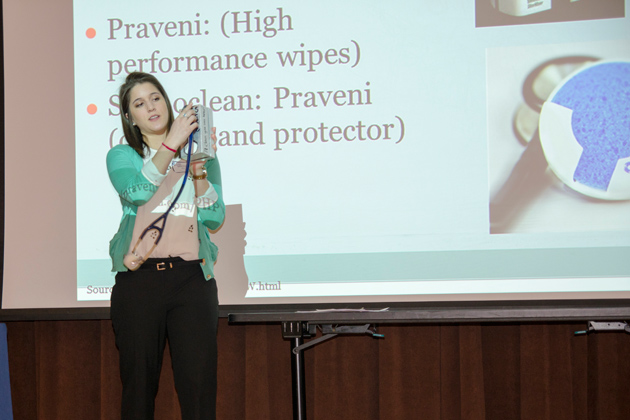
[
  {"x1": 290, "y1": 337, "x2": 307, "y2": 420},
  {"x1": 282, "y1": 321, "x2": 382, "y2": 420}
]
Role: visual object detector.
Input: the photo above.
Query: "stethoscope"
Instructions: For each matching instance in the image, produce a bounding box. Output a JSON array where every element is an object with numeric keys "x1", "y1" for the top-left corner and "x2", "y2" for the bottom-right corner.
[
  {"x1": 123, "y1": 133, "x2": 195, "y2": 270},
  {"x1": 490, "y1": 57, "x2": 630, "y2": 233},
  {"x1": 513, "y1": 56, "x2": 599, "y2": 145}
]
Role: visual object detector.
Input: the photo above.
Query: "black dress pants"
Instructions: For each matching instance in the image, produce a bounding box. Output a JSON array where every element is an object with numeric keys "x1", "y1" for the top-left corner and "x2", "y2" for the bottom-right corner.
[{"x1": 111, "y1": 259, "x2": 218, "y2": 420}]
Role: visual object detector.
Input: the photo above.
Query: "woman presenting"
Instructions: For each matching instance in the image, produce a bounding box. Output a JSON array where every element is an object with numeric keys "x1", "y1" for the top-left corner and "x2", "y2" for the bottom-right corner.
[{"x1": 106, "y1": 72, "x2": 225, "y2": 420}]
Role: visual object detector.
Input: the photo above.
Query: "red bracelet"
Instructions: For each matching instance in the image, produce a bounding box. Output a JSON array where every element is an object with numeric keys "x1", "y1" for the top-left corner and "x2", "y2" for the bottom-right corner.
[{"x1": 162, "y1": 142, "x2": 177, "y2": 153}]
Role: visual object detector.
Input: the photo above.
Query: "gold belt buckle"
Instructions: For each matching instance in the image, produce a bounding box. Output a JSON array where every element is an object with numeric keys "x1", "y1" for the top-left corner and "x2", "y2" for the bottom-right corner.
[{"x1": 157, "y1": 262, "x2": 166, "y2": 271}]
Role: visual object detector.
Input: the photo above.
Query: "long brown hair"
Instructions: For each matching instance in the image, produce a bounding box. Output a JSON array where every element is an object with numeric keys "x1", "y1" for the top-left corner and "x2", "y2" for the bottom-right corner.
[{"x1": 119, "y1": 72, "x2": 175, "y2": 158}]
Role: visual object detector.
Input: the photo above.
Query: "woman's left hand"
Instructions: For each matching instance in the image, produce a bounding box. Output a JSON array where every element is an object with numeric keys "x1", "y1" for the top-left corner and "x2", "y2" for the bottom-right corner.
[
  {"x1": 190, "y1": 126, "x2": 217, "y2": 178},
  {"x1": 190, "y1": 160, "x2": 206, "y2": 178}
]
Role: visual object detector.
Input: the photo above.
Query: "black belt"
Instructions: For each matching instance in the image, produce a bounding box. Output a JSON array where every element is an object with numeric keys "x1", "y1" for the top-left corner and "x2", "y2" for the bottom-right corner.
[{"x1": 137, "y1": 258, "x2": 204, "y2": 271}]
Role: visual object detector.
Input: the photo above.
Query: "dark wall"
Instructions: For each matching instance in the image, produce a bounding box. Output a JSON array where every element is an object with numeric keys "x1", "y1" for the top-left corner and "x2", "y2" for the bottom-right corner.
[{"x1": 6, "y1": 319, "x2": 630, "y2": 419}]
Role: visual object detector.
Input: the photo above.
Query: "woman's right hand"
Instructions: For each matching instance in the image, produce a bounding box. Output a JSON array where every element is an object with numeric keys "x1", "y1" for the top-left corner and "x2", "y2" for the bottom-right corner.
[{"x1": 164, "y1": 102, "x2": 199, "y2": 150}]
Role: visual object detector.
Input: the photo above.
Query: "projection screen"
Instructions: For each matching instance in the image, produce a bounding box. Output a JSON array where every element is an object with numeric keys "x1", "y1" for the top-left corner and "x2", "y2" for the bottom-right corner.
[{"x1": 2, "y1": 0, "x2": 630, "y2": 319}]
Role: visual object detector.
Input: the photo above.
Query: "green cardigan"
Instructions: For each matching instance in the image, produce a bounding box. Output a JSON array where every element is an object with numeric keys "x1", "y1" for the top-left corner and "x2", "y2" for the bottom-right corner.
[{"x1": 106, "y1": 144, "x2": 225, "y2": 279}]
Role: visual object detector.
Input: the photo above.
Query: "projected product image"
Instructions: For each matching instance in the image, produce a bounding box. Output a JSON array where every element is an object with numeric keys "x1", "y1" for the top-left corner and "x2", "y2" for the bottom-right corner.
[
  {"x1": 539, "y1": 61, "x2": 630, "y2": 201},
  {"x1": 488, "y1": 48, "x2": 630, "y2": 234},
  {"x1": 476, "y1": 0, "x2": 625, "y2": 27},
  {"x1": 491, "y1": 0, "x2": 551, "y2": 16}
]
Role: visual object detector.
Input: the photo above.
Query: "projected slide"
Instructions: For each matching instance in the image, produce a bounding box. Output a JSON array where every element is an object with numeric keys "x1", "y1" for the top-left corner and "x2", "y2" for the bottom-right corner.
[{"x1": 71, "y1": 1, "x2": 630, "y2": 304}]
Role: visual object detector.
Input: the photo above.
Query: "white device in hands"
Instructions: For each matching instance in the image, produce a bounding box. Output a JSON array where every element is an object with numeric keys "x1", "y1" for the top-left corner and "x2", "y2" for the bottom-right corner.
[{"x1": 181, "y1": 105, "x2": 215, "y2": 161}]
